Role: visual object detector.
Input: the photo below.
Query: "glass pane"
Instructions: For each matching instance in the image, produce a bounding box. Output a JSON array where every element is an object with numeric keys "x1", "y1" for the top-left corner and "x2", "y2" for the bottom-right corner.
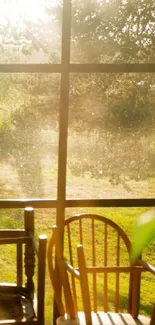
[
  {"x1": 67, "y1": 73, "x2": 155, "y2": 199},
  {"x1": 65, "y1": 207, "x2": 147, "y2": 238},
  {"x1": 71, "y1": 0, "x2": 155, "y2": 63},
  {"x1": 0, "y1": 209, "x2": 24, "y2": 228},
  {"x1": 0, "y1": 74, "x2": 60, "y2": 199},
  {"x1": 0, "y1": 0, "x2": 62, "y2": 63},
  {"x1": 35, "y1": 208, "x2": 56, "y2": 233}
]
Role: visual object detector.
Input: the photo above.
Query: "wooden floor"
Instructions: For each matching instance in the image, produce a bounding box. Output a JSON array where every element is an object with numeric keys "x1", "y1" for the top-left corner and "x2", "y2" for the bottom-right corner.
[{"x1": 57, "y1": 312, "x2": 151, "y2": 325}]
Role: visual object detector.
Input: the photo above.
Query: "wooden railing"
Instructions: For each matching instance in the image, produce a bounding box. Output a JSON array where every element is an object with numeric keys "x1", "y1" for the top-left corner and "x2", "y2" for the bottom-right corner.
[{"x1": 0, "y1": 198, "x2": 155, "y2": 209}]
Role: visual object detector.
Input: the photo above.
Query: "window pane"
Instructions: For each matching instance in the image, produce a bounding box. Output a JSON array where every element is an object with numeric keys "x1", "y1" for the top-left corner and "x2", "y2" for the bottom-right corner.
[
  {"x1": 0, "y1": 73, "x2": 60, "y2": 199},
  {"x1": 0, "y1": 209, "x2": 24, "y2": 228},
  {"x1": 71, "y1": 0, "x2": 155, "y2": 63},
  {"x1": 67, "y1": 73, "x2": 155, "y2": 199},
  {"x1": 0, "y1": 0, "x2": 62, "y2": 63}
]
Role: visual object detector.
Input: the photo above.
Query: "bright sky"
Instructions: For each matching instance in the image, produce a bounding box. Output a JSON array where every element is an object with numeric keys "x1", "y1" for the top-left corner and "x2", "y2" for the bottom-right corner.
[{"x1": 1, "y1": 0, "x2": 59, "y2": 24}]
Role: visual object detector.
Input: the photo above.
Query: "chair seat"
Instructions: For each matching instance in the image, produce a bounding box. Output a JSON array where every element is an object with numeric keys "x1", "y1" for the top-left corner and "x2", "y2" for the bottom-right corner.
[
  {"x1": 0, "y1": 291, "x2": 35, "y2": 322},
  {"x1": 57, "y1": 312, "x2": 151, "y2": 325}
]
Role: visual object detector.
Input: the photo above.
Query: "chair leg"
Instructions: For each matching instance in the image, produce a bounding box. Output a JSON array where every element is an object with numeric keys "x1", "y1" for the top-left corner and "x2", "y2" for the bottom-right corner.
[
  {"x1": 24, "y1": 207, "x2": 35, "y2": 293},
  {"x1": 150, "y1": 305, "x2": 155, "y2": 325},
  {"x1": 131, "y1": 272, "x2": 141, "y2": 318}
]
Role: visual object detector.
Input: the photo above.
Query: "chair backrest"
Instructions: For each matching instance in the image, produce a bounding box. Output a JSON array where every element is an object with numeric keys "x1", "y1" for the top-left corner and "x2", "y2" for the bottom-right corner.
[
  {"x1": 47, "y1": 225, "x2": 77, "y2": 319},
  {"x1": 48, "y1": 214, "x2": 154, "y2": 325},
  {"x1": 48, "y1": 214, "x2": 137, "y2": 314},
  {"x1": 64, "y1": 214, "x2": 133, "y2": 314}
]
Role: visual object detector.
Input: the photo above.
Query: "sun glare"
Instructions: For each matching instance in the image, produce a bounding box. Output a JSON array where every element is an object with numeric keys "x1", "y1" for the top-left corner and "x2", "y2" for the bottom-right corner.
[{"x1": 1, "y1": 0, "x2": 58, "y2": 24}]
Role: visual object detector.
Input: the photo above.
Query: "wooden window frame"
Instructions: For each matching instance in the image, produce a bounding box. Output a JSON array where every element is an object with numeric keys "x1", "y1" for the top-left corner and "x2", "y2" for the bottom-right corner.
[
  {"x1": 0, "y1": 0, "x2": 155, "y2": 215},
  {"x1": 1, "y1": 1, "x2": 155, "y2": 324}
]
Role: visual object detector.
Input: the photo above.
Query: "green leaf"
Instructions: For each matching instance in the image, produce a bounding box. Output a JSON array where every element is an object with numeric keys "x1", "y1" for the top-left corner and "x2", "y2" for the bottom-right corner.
[{"x1": 132, "y1": 208, "x2": 155, "y2": 262}]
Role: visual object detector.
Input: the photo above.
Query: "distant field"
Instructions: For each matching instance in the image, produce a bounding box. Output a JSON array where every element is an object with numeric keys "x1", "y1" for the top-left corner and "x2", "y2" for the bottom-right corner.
[
  {"x1": 1, "y1": 130, "x2": 155, "y2": 200},
  {"x1": 1, "y1": 159, "x2": 155, "y2": 200}
]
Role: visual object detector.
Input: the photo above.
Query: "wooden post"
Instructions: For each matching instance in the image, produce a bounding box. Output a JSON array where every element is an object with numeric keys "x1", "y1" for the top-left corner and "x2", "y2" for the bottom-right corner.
[
  {"x1": 77, "y1": 244, "x2": 92, "y2": 325},
  {"x1": 131, "y1": 271, "x2": 141, "y2": 318},
  {"x1": 150, "y1": 304, "x2": 155, "y2": 325},
  {"x1": 54, "y1": 0, "x2": 72, "y2": 324},
  {"x1": 37, "y1": 235, "x2": 47, "y2": 325},
  {"x1": 17, "y1": 243, "x2": 23, "y2": 286},
  {"x1": 24, "y1": 207, "x2": 35, "y2": 293}
]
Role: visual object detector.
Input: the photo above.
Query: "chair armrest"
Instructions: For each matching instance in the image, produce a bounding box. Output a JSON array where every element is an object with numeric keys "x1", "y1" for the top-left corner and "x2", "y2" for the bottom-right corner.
[
  {"x1": 136, "y1": 259, "x2": 155, "y2": 275},
  {"x1": 64, "y1": 261, "x2": 80, "y2": 279}
]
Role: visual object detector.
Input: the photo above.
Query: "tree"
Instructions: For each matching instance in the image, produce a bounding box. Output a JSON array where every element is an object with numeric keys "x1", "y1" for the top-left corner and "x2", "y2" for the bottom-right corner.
[
  {"x1": 0, "y1": 73, "x2": 60, "y2": 197},
  {"x1": 71, "y1": 0, "x2": 155, "y2": 63}
]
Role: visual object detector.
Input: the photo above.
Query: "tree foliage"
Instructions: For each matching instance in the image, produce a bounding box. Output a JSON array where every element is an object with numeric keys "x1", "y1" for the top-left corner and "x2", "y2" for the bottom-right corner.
[
  {"x1": 1, "y1": 0, "x2": 155, "y2": 194},
  {"x1": 71, "y1": 0, "x2": 155, "y2": 63}
]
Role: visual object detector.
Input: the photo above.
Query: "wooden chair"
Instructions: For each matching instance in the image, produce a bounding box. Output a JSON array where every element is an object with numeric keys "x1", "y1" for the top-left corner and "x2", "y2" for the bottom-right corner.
[
  {"x1": 48, "y1": 213, "x2": 155, "y2": 325},
  {"x1": 0, "y1": 207, "x2": 47, "y2": 325}
]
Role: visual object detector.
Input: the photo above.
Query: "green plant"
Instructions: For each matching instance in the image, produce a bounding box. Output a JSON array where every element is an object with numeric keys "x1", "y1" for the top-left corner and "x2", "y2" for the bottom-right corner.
[{"x1": 132, "y1": 208, "x2": 155, "y2": 261}]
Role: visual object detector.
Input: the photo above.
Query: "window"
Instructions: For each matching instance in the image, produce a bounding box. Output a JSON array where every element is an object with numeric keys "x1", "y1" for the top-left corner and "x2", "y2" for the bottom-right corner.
[
  {"x1": 0, "y1": 0, "x2": 155, "y2": 208},
  {"x1": 1, "y1": 1, "x2": 155, "y2": 324}
]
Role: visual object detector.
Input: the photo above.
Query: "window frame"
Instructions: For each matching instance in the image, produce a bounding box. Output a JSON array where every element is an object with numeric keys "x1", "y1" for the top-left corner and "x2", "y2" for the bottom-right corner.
[{"x1": 0, "y1": 0, "x2": 155, "y2": 216}]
